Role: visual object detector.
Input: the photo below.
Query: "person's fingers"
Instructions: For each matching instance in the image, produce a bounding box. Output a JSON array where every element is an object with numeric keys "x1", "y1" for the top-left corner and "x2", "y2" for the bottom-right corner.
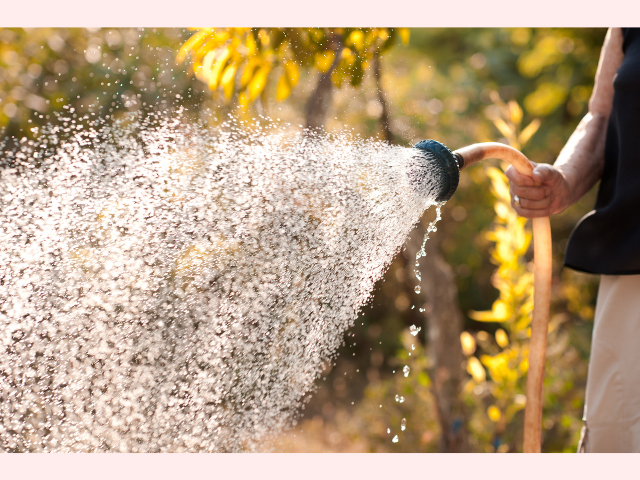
[
  {"x1": 505, "y1": 165, "x2": 536, "y2": 187},
  {"x1": 506, "y1": 163, "x2": 562, "y2": 218},
  {"x1": 511, "y1": 191, "x2": 551, "y2": 217},
  {"x1": 510, "y1": 184, "x2": 549, "y2": 201},
  {"x1": 516, "y1": 195, "x2": 551, "y2": 209},
  {"x1": 531, "y1": 164, "x2": 559, "y2": 186}
]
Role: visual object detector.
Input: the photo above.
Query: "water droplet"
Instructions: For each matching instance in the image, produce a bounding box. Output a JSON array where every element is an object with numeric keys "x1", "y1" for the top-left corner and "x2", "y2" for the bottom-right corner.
[
  {"x1": 387, "y1": 428, "x2": 391, "y2": 434},
  {"x1": 414, "y1": 285, "x2": 421, "y2": 294},
  {"x1": 395, "y1": 395, "x2": 405, "y2": 403},
  {"x1": 392, "y1": 435, "x2": 399, "y2": 443},
  {"x1": 403, "y1": 365, "x2": 410, "y2": 377},
  {"x1": 409, "y1": 325, "x2": 421, "y2": 336},
  {"x1": 401, "y1": 418, "x2": 407, "y2": 431}
]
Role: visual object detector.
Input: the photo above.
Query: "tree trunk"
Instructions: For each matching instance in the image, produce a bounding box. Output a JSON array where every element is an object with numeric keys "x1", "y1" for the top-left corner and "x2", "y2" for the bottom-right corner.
[
  {"x1": 305, "y1": 37, "x2": 343, "y2": 130},
  {"x1": 406, "y1": 218, "x2": 470, "y2": 453},
  {"x1": 374, "y1": 49, "x2": 468, "y2": 450},
  {"x1": 372, "y1": 51, "x2": 392, "y2": 143}
]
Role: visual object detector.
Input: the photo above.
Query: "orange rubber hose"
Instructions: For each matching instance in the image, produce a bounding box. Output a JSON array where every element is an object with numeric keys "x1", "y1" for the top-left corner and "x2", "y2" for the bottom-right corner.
[{"x1": 455, "y1": 143, "x2": 553, "y2": 453}]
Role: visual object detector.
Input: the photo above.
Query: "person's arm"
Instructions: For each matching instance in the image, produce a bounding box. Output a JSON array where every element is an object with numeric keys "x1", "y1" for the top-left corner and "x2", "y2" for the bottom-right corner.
[{"x1": 506, "y1": 27, "x2": 625, "y2": 218}]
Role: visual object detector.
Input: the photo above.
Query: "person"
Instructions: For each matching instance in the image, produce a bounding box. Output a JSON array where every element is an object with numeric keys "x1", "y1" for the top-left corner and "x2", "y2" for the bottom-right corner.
[{"x1": 505, "y1": 27, "x2": 640, "y2": 453}]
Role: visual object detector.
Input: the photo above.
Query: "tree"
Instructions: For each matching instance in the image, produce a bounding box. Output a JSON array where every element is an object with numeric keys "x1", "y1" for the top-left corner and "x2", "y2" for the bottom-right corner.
[
  {"x1": 176, "y1": 28, "x2": 408, "y2": 132},
  {"x1": 407, "y1": 221, "x2": 471, "y2": 452},
  {"x1": 0, "y1": 28, "x2": 205, "y2": 141}
]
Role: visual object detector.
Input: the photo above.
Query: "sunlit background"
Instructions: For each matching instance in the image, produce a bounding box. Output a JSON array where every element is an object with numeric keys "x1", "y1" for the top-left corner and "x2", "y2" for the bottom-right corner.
[{"x1": 0, "y1": 28, "x2": 606, "y2": 452}]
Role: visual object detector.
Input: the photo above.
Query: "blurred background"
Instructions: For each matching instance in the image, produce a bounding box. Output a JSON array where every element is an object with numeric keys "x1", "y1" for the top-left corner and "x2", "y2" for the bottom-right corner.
[{"x1": 0, "y1": 27, "x2": 606, "y2": 452}]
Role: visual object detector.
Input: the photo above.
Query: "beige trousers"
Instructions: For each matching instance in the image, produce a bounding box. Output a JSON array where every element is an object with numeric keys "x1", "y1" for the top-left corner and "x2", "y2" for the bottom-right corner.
[{"x1": 579, "y1": 275, "x2": 640, "y2": 453}]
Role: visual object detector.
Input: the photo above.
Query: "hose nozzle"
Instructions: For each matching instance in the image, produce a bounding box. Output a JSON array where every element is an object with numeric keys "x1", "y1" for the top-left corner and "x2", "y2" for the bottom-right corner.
[{"x1": 411, "y1": 139, "x2": 463, "y2": 202}]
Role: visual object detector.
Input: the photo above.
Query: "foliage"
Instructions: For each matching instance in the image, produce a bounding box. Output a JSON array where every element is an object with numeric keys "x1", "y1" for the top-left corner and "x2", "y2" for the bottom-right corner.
[
  {"x1": 0, "y1": 28, "x2": 205, "y2": 139},
  {"x1": 176, "y1": 28, "x2": 409, "y2": 107},
  {"x1": 455, "y1": 97, "x2": 536, "y2": 452}
]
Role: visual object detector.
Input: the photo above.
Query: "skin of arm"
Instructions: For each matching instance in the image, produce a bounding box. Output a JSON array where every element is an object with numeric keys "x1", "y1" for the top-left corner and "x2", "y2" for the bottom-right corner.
[{"x1": 505, "y1": 27, "x2": 625, "y2": 218}]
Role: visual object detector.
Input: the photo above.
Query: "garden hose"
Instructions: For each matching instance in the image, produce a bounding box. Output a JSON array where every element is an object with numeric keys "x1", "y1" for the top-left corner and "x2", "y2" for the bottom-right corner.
[{"x1": 414, "y1": 140, "x2": 552, "y2": 453}]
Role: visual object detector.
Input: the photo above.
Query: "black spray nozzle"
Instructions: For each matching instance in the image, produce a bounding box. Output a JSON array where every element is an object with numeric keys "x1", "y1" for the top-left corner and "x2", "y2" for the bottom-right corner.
[{"x1": 410, "y1": 139, "x2": 463, "y2": 203}]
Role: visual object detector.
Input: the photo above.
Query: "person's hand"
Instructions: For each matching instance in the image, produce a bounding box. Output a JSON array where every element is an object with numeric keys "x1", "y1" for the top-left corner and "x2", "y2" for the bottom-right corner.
[{"x1": 504, "y1": 163, "x2": 573, "y2": 218}]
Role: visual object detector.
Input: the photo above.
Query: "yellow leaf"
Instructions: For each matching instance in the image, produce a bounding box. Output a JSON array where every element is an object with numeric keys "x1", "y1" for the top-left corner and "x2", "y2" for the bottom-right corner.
[
  {"x1": 276, "y1": 72, "x2": 291, "y2": 101},
  {"x1": 460, "y1": 332, "x2": 476, "y2": 356},
  {"x1": 470, "y1": 300, "x2": 511, "y2": 323},
  {"x1": 284, "y1": 61, "x2": 299, "y2": 87},
  {"x1": 495, "y1": 328, "x2": 509, "y2": 348},
  {"x1": 196, "y1": 32, "x2": 230, "y2": 58},
  {"x1": 315, "y1": 50, "x2": 335, "y2": 73},
  {"x1": 508, "y1": 100, "x2": 523, "y2": 125},
  {"x1": 221, "y1": 64, "x2": 237, "y2": 99},
  {"x1": 513, "y1": 273, "x2": 534, "y2": 296},
  {"x1": 198, "y1": 50, "x2": 217, "y2": 82},
  {"x1": 518, "y1": 36, "x2": 560, "y2": 78},
  {"x1": 494, "y1": 201, "x2": 510, "y2": 220},
  {"x1": 246, "y1": 31, "x2": 257, "y2": 56},
  {"x1": 398, "y1": 28, "x2": 410, "y2": 45},
  {"x1": 493, "y1": 117, "x2": 514, "y2": 139},
  {"x1": 238, "y1": 91, "x2": 249, "y2": 109},
  {"x1": 208, "y1": 48, "x2": 231, "y2": 89},
  {"x1": 469, "y1": 310, "x2": 500, "y2": 322},
  {"x1": 519, "y1": 298, "x2": 534, "y2": 316},
  {"x1": 486, "y1": 167, "x2": 511, "y2": 202},
  {"x1": 347, "y1": 30, "x2": 365, "y2": 51},
  {"x1": 193, "y1": 32, "x2": 231, "y2": 72},
  {"x1": 519, "y1": 357, "x2": 529, "y2": 374},
  {"x1": 481, "y1": 351, "x2": 518, "y2": 384},
  {"x1": 247, "y1": 65, "x2": 270, "y2": 100},
  {"x1": 240, "y1": 58, "x2": 260, "y2": 88},
  {"x1": 177, "y1": 29, "x2": 210, "y2": 63},
  {"x1": 257, "y1": 29, "x2": 270, "y2": 47},
  {"x1": 524, "y1": 82, "x2": 567, "y2": 116},
  {"x1": 467, "y1": 356, "x2": 486, "y2": 382},
  {"x1": 494, "y1": 300, "x2": 511, "y2": 320},
  {"x1": 488, "y1": 405, "x2": 502, "y2": 422},
  {"x1": 515, "y1": 314, "x2": 532, "y2": 332},
  {"x1": 341, "y1": 47, "x2": 356, "y2": 65},
  {"x1": 519, "y1": 118, "x2": 541, "y2": 146}
]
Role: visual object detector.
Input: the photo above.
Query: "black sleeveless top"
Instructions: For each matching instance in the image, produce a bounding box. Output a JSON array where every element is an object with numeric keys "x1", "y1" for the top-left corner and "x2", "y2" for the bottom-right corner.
[{"x1": 564, "y1": 28, "x2": 640, "y2": 275}]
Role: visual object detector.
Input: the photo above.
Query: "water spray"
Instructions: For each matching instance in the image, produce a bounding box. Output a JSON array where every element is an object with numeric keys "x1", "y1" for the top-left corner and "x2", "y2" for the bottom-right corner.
[
  {"x1": 0, "y1": 115, "x2": 442, "y2": 452},
  {"x1": 0, "y1": 110, "x2": 550, "y2": 451},
  {"x1": 413, "y1": 139, "x2": 552, "y2": 453}
]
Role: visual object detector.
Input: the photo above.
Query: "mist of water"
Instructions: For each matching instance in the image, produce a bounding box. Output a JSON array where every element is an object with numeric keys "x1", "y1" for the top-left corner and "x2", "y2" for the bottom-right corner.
[{"x1": 0, "y1": 110, "x2": 444, "y2": 452}]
